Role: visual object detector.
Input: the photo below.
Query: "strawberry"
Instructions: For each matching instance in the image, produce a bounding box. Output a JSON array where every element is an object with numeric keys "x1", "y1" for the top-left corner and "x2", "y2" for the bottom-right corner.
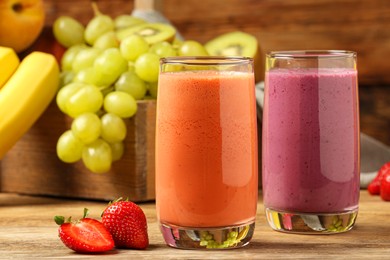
[
  {"x1": 368, "y1": 162, "x2": 390, "y2": 195},
  {"x1": 54, "y1": 208, "x2": 114, "y2": 253},
  {"x1": 368, "y1": 179, "x2": 381, "y2": 195},
  {"x1": 380, "y1": 172, "x2": 390, "y2": 201},
  {"x1": 101, "y1": 198, "x2": 149, "y2": 249}
]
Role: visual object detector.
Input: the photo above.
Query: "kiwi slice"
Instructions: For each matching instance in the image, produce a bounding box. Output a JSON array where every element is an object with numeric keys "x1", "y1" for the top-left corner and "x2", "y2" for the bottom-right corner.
[
  {"x1": 114, "y1": 15, "x2": 146, "y2": 30},
  {"x1": 205, "y1": 31, "x2": 264, "y2": 82},
  {"x1": 116, "y1": 23, "x2": 176, "y2": 44}
]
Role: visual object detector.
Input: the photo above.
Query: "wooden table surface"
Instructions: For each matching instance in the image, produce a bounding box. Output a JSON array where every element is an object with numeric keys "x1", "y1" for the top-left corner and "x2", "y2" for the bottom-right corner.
[{"x1": 0, "y1": 191, "x2": 389, "y2": 259}]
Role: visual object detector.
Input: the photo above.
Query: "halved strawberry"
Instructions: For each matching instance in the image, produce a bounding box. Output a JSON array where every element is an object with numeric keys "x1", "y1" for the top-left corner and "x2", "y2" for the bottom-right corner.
[
  {"x1": 101, "y1": 198, "x2": 149, "y2": 249},
  {"x1": 54, "y1": 208, "x2": 114, "y2": 253}
]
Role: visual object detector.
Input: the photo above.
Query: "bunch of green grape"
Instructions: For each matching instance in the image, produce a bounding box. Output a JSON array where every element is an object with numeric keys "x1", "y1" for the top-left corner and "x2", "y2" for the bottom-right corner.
[{"x1": 53, "y1": 4, "x2": 210, "y2": 173}]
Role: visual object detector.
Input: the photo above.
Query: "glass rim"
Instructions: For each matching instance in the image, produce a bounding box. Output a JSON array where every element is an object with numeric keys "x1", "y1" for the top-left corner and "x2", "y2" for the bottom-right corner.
[
  {"x1": 160, "y1": 56, "x2": 253, "y2": 66},
  {"x1": 266, "y1": 50, "x2": 356, "y2": 59}
]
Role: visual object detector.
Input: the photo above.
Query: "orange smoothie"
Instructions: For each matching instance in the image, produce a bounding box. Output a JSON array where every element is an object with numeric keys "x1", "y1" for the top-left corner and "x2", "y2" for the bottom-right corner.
[{"x1": 156, "y1": 70, "x2": 258, "y2": 228}]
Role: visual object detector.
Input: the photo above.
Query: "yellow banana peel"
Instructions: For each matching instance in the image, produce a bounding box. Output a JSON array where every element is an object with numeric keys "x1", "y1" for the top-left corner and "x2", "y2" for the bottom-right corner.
[
  {"x1": 0, "y1": 46, "x2": 20, "y2": 89},
  {"x1": 0, "y1": 51, "x2": 59, "y2": 159}
]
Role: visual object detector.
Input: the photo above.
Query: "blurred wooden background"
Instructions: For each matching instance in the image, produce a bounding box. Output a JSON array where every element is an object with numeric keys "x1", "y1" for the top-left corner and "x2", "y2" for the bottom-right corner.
[
  {"x1": 40, "y1": 0, "x2": 389, "y2": 145},
  {"x1": 42, "y1": 0, "x2": 390, "y2": 84}
]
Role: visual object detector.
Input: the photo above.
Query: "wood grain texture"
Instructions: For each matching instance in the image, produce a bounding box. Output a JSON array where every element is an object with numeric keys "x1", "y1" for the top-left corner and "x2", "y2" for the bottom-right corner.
[
  {"x1": 37, "y1": 0, "x2": 390, "y2": 145},
  {"x1": 38, "y1": 0, "x2": 389, "y2": 145},
  {"x1": 1, "y1": 0, "x2": 387, "y2": 201},
  {"x1": 0, "y1": 191, "x2": 389, "y2": 258},
  {"x1": 41, "y1": 0, "x2": 390, "y2": 85},
  {"x1": 360, "y1": 85, "x2": 390, "y2": 145},
  {"x1": 0, "y1": 101, "x2": 156, "y2": 202}
]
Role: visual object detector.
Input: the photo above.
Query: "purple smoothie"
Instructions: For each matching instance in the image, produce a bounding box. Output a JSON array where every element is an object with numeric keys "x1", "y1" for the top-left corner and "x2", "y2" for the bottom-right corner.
[{"x1": 262, "y1": 68, "x2": 360, "y2": 213}]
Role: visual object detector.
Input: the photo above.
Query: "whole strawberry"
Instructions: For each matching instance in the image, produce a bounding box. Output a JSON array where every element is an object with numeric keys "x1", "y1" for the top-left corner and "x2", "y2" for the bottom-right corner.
[
  {"x1": 54, "y1": 208, "x2": 114, "y2": 253},
  {"x1": 380, "y1": 172, "x2": 390, "y2": 201},
  {"x1": 368, "y1": 162, "x2": 390, "y2": 195},
  {"x1": 101, "y1": 198, "x2": 149, "y2": 249}
]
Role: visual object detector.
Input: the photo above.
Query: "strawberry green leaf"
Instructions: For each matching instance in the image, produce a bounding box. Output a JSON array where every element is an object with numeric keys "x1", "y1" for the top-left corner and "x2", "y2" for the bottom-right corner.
[{"x1": 54, "y1": 215, "x2": 65, "y2": 225}]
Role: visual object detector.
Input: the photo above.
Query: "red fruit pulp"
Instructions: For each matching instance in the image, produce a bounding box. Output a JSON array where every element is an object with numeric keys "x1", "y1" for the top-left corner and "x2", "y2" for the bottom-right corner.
[{"x1": 59, "y1": 218, "x2": 114, "y2": 253}]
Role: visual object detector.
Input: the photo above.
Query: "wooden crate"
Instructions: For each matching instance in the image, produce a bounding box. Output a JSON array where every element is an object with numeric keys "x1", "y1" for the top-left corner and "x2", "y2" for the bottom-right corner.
[{"x1": 0, "y1": 100, "x2": 156, "y2": 202}]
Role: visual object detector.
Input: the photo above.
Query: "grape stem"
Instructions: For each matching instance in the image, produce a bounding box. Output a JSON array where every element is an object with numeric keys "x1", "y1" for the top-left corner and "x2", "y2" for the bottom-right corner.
[{"x1": 91, "y1": 0, "x2": 102, "y2": 16}]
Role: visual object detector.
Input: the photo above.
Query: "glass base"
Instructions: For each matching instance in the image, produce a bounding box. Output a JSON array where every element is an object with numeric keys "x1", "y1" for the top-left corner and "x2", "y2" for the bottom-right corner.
[
  {"x1": 159, "y1": 221, "x2": 255, "y2": 249},
  {"x1": 265, "y1": 208, "x2": 358, "y2": 234}
]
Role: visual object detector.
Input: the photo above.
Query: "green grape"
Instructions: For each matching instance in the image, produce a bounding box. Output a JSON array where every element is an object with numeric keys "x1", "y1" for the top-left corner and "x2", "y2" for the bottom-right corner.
[
  {"x1": 73, "y1": 67, "x2": 114, "y2": 87},
  {"x1": 93, "y1": 31, "x2": 119, "y2": 50},
  {"x1": 94, "y1": 48, "x2": 128, "y2": 86},
  {"x1": 59, "y1": 71, "x2": 74, "y2": 88},
  {"x1": 61, "y1": 44, "x2": 88, "y2": 71},
  {"x1": 119, "y1": 34, "x2": 149, "y2": 61},
  {"x1": 100, "y1": 113, "x2": 127, "y2": 143},
  {"x1": 115, "y1": 71, "x2": 147, "y2": 100},
  {"x1": 53, "y1": 16, "x2": 85, "y2": 48},
  {"x1": 171, "y1": 38, "x2": 183, "y2": 50},
  {"x1": 100, "y1": 85, "x2": 115, "y2": 97},
  {"x1": 56, "y1": 82, "x2": 86, "y2": 113},
  {"x1": 128, "y1": 61, "x2": 135, "y2": 72},
  {"x1": 147, "y1": 81, "x2": 158, "y2": 99},
  {"x1": 65, "y1": 85, "x2": 104, "y2": 118},
  {"x1": 149, "y1": 41, "x2": 177, "y2": 58},
  {"x1": 82, "y1": 138, "x2": 112, "y2": 173},
  {"x1": 56, "y1": 130, "x2": 83, "y2": 163},
  {"x1": 134, "y1": 53, "x2": 160, "y2": 82},
  {"x1": 104, "y1": 91, "x2": 137, "y2": 118},
  {"x1": 71, "y1": 48, "x2": 101, "y2": 72},
  {"x1": 178, "y1": 40, "x2": 209, "y2": 56},
  {"x1": 110, "y1": 142, "x2": 124, "y2": 161},
  {"x1": 84, "y1": 14, "x2": 115, "y2": 45},
  {"x1": 72, "y1": 67, "x2": 98, "y2": 85},
  {"x1": 71, "y1": 113, "x2": 101, "y2": 144},
  {"x1": 114, "y1": 15, "x2": 145, "y2": 30}
]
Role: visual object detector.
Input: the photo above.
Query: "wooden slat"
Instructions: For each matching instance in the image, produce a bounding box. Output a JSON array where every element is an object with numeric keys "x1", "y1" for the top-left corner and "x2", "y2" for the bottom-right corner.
[
  {"x1": 0, "y1": 191, "x2": 389, "y2": 258},
  {"x1": 0, "y1": 101, "x2": 156, "y2": 202}
]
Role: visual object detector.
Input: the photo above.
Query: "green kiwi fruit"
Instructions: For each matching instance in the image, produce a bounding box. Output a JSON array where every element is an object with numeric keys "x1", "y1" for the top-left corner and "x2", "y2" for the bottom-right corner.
[
  {"x1": 116, "y1": 23, "x2": 176, "y2": 45},
  {"x1": 114, "y1": 15, "x2": 146, "y2": 30},
  {"x1": 205, "y1": 31, "x2": 264, "y2": 82}
]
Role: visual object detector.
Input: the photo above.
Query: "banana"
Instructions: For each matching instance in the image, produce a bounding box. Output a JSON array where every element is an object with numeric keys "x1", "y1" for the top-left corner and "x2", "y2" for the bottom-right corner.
[
  {"x1": 0, "y1": 51, "x2": 59, "y2": 159},
  {"x1": 0, "y1": 46, "x2": 20, "y2": 89}
]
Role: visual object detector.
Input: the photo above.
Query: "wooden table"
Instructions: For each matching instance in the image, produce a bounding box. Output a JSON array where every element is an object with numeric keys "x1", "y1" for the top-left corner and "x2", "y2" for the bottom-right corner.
[{"x1": 0, "y1": 191, "x2": 389, "y2": 259}]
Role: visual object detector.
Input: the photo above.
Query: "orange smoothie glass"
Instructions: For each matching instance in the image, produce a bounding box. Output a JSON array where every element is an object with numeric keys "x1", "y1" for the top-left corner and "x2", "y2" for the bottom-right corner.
[{"x1": 156, "y1": 57, "x2": 258, "y2": 249}]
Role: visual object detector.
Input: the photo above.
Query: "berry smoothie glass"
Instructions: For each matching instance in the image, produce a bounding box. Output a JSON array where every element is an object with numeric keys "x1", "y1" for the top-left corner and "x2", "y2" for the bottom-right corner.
[
  {"x1": 156, "y1": 57, "x2": 258, "y2": 249},
  {"x1": 262, "y1": 50, "x2": 360, "y2": 233}
]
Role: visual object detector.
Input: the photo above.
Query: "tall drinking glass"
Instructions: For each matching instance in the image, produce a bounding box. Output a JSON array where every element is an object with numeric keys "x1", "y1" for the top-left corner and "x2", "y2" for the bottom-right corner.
[
  {"x1": 156, "y1": 57, "x2": 258, "y2": 249},
  {"x1": 262, "y1": 50, "x2": 360, "y2": 233}
]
